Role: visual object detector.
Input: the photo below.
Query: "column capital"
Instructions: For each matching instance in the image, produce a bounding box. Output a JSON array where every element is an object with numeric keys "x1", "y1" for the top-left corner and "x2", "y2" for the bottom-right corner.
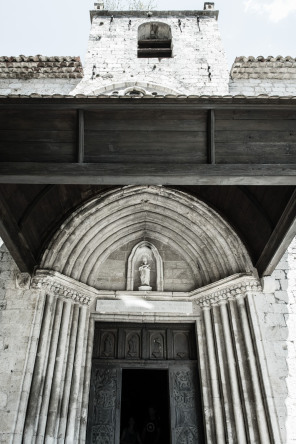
[
  {"x1": 31, "y1": 270, "x2": 91, "y2": 306},
  {"x1": 195, "y1": 277, "x2": 261, "y2": 309}
]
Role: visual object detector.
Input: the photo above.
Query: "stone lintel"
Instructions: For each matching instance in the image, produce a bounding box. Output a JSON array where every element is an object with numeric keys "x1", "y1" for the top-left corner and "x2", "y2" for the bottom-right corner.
[{"x1": 96, "y1": 298, "x2": 193, "y2": 314}]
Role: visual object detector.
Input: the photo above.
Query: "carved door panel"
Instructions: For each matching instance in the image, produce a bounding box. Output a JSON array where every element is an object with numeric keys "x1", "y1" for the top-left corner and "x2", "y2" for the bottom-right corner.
[
  {"x1": 86, "y1": 363, "x2": 121, "y2": 444},
  {"x1": 169, "y1": 364, "x2": 204, "y2": 444}
]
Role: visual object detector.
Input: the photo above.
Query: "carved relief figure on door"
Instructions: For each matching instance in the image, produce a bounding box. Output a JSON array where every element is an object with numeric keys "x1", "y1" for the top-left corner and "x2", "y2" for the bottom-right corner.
[
  {"x1": 127, "y1": 333, "x2": 140, "y2": 359},
  {"x1": 101, "y1": 333, "x2": 115, "y2": 358}
]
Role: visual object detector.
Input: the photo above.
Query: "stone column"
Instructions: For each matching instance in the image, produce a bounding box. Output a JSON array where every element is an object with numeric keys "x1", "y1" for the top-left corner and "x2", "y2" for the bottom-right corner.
[
  {"x1": 65, "y1": 305, "x2": 89, "y2": 443},
  {"x1": 196, "y1": 279, "x2": 274, "y2": 444},
  {"x1": 203, "y1": 306, "x2": 226, "y2": 444},
  {"x1": 235, "y1": 293, "x2": 270, "y2": 443},
  {"x1": 79, "y1": 317, "x2": 95, "y2": 443},
  {"x1": 23, "y1": 293, "x2": 57, "y2": 444},
  {"x1": 21, "y1": 276, "x2": 92, "y2": 444}
]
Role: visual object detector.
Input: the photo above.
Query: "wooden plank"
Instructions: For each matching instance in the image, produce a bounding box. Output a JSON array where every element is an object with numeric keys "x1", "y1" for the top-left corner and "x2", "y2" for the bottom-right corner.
[
  {"x1": 215, "y1": 109, "x2": 296, "y2": 120},
  {"x1": 216, "y1": 119, "x2": 296, "y2": 131},
  {"x1": 2, "y1": 103, "x2": 296, "y2": 114},
  {"x1": 0, "y1": 193, "x2": 36, "y2": 272},
  {"x1": 0, "y1": 110, "x2": 76, "y2": 131},
  {"x1": 207, "y1": 110, "x2": 215, "y2": 164},
  {"x1": 78, "y1": 110, "x2": 85, "y2": 163},
  {"x1": 1, "y1": 98, "x2": 296, "y2": 112},
  {"x1": 85, "y1": 130, "x2": 204, "y2": 144},
  {"x1": 138, "y1": 39, "x2": 172, "y2": 48},
  {"x1": 85, "y1": 119, "x2": 206, "y2": 132},
  {"x1": 0, "y1": 130, "x2": 75, "y2": 143},
  {"x1": 0, "y1": 143, "x2": 76, "y2": 163},
  {"x1": 84, "y1": 141, "x2": 207, "y2": 163},
  {"x1": 215, "y1": 130, "x2": 296, "y2": 143},
  {"x1": 85, "y1": 142, "x2": 207, "y2": 155},
  {"x1": 215, "y1": 143, "x2": 296, "y2": 164},
  {"x1": 84, "y1": 110, "x2": 207, "y2": 121},
  {"x1": 84, "y1": 149, "x2": 207, "y2": 164},
  {"x1": 256, "y1": 190, "x2": 296, "y2": 276},
  {"x1": 0, "y1": 162, "x2": 296, "y2": 185},
  {"x1": 138, "y1": 48, "x2": 172, "y2": 56}
]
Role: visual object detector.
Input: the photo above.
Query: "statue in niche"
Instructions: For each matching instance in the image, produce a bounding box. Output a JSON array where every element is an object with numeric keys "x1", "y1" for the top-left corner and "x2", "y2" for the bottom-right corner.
[{"x1": 138, "y1": 256, "x2": 152, "y2": 291}]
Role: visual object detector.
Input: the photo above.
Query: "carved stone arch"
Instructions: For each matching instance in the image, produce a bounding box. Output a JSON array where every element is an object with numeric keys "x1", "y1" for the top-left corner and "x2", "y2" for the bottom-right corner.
[
  {"x1": 94, "y1": 81, "x2": 182, "y2": 96},
  {"x1": 41, "y1": 186, "x2": 253, "y2": 290},
  {"x1": 126, "y1": 241, "x2": 164, "y2": 291}
]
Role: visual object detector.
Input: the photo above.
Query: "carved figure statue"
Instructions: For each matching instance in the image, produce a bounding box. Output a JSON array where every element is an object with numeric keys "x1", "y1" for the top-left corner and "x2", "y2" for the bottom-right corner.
[{"x1": 139, "y1": 256, "x2": 151, "y2": 286}]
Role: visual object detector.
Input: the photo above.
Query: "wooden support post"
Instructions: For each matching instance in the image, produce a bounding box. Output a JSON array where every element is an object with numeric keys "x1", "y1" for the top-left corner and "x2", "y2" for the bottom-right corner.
[
  {"x1": 78, "y1": 110, "x2": 85, "y2": 163},
  {"x1": 208, "y1": 109, "x2": 215, "y2": 164}
]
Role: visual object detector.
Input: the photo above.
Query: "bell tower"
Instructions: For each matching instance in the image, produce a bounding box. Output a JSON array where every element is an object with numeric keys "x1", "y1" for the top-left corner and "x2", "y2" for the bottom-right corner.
[{"x1": 73, "y1": 2, "x2": 229, "y2": 96}]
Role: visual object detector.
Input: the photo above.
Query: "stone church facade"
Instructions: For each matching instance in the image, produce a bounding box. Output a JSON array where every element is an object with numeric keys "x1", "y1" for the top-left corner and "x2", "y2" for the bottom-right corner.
[{"x1": 0, "y1": 2, "x2": 296, "y2": 443}]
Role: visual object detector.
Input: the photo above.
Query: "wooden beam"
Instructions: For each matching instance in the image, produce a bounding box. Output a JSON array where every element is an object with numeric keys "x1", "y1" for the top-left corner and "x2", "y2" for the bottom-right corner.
[
  {"x1": 256, "y1": 190, "x2": 296, "y2": 277},
  {"x1": 78, "y1": 110, "x2": 85, "y2": 163},
  {"x1": 207, "y1": 109, "x2": 215, "y2": 164},
  {"x1": 0, "y1": 163, "x2": 296, "y2": 185},
  {"x1": 0, "y1": 193, "x2": 37, "y2": 273},
  {"x1": 1, "y1": 99, "x2": 296, "y2": 111}
]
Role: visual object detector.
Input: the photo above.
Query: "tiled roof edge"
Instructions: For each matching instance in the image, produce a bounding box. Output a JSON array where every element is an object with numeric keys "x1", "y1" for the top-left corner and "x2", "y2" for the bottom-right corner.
[
  {"x1": 0, "y1": 56, "x2": 84, "y2": 79},
  {"x1": 234, "y1": 56, "x2": 296, "y2": 63},
  {"x1": 0, "y1": 55, "x2": 82, "y2": 62},
  {"x1": 1, "y1": 94, "x2": 296, "y2": 101}
]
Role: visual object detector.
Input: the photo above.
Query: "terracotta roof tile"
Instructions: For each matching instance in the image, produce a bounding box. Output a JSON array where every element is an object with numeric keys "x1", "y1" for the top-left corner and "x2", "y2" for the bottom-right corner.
[{"x1": 0, "y1": 56, "x2": 84, "y2": 79}]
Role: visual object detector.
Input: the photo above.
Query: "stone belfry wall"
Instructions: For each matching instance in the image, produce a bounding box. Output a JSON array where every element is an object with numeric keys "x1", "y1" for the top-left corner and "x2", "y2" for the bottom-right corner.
[{"x1": 72, "y1": 2, "x2": 229, "y2": 96}]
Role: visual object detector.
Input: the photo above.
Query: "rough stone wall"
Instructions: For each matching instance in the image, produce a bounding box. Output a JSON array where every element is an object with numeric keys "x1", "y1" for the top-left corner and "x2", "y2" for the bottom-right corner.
[
  {"x1": 97, "y1": 238, "x2": 196, "y2": 291},
  {"x1": 72, "y1": 11, "x2": 229, "y2": 96},
  {"x1": 251, "y1": 237, "x2": 296, "y2": 443},
  {"x1": 0, "y1": 245, "x2": 40, "y2": 443},
  {"x1": 229, "y1": 56, "x2": 296, "y2": 96},
  {"x1": 0, "y1": 78, "x2": 81, "y2": 96},
  {"x1": 229, "y1": 79, "x2": 296, "y2": 96}
]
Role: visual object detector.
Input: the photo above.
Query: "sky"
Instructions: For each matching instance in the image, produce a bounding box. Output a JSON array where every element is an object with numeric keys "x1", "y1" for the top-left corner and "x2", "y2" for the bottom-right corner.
[{"x1": 0, "y1": 0, "x2": 295, "y2": 68}]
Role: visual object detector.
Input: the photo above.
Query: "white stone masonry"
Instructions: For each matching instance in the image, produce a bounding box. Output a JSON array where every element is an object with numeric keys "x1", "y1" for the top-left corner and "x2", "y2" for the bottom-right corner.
[
  {"x1": 251, "y1": 237, "x2": 296, "y2": 443},
  {"x1": 72, "y1": 11, "x2": 229, "y2": 96},
  {"x1": 0, "y1": 78, "x2": 81, "y2": 96}
]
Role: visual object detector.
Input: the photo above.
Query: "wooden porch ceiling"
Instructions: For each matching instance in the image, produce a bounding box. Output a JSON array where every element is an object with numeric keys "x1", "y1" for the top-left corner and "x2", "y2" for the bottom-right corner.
[{"x1": 0, "y1": 96, "x2": 295, "y2": 278}]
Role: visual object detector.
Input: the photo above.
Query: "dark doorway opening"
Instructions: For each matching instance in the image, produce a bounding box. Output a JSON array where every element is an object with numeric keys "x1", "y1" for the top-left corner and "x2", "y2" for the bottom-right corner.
[{"x1": 120, "y1": 369, "x2": 171, "y2": 444}]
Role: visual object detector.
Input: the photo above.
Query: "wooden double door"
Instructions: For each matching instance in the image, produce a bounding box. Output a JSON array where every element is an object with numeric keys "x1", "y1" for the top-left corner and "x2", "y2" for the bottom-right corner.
[{"x1": 86, "y1": 323, "x2": 204, "y2": 444}]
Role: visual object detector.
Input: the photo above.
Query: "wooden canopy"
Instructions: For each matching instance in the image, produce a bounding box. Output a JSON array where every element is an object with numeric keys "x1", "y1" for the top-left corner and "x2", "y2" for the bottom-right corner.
[{"x1": 0, "y1": 95, "x2": 295, "y2": 277}]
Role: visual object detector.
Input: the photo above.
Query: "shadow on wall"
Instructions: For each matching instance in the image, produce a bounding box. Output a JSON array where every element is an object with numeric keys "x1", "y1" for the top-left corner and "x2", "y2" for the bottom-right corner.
[{"x1": 256, "y1": 238, "x2": 296, "y2": 443}]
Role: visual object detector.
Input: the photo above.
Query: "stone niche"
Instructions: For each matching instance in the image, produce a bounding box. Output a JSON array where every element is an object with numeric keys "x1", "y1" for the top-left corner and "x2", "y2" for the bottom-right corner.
[
  {"x1": 126, "y1": 241, "x2": 163, "y2": 291},
  {"x1": 96, "y1": 238, "x2": 196, "y2": 292}
]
